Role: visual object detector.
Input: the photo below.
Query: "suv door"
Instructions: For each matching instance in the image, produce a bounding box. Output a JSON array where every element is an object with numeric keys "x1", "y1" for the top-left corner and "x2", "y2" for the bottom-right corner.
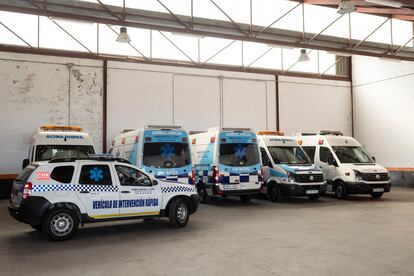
[
  {"x1": 115, "y1": 165, "x2": 161, "y2": 217},
  {"x1": 75, "y1": 162, "x2": 120, "y2": 219}
]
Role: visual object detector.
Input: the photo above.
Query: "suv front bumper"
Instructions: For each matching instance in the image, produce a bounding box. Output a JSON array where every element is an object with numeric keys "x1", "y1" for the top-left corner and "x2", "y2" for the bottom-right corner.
[
  {"x1": 344, "y1": 182, "x2": 391, "y2": 194},
  {"x1": 278, "y1": 183, "x2": 327, "y2": 197}
]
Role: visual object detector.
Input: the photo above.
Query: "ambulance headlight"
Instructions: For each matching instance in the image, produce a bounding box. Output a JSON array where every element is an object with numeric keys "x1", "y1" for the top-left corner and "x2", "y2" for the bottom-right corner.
[
  {"x1": 287, "y1": 172, "x2": 295, "y2": 183},
  {"x1": 354, "y1": 170, "x2": 363, "y2": 182}
]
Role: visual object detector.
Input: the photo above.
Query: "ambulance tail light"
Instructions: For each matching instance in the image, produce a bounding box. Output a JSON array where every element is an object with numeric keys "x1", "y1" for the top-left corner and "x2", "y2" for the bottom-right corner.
[
  {"x1": 190, "y1": 168, "x2": 196, "y2": 185},
  {"x1": 191, "y1": 138, "x2": 196, "y2": 145},
  {"x1": 258, "y1": 168, "x2": 264, "y2": 182},
  {"x1": 318, "y1": 139, "x2": 324, "y2": 145},
  {"x1": 22, "y1": 182, "x2": 32, "y2": 200},
  {"x1": 212, "y1": 166, "x2": 220, "y2": 183},
  {"x1": 210, "y1": 137, "x2": 216, "y2": 143},
  {"x1": 182, "y1": 137, "x2": 188, "y2": 142},
  {"x1": 135, "y1": 136, "x2": 140, "y2": 143}
]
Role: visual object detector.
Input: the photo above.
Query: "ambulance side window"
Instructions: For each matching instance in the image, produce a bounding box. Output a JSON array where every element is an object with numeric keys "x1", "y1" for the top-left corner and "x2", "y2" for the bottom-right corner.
[
  {"x1": 319, "y1": 147, "x2": 333, "y2": 163},
  {"x1": 51, "y1": 166, "x2": 75, "y2": 184},
  {"x1": 79, "y1": 165, "x2": 113, "y2": 186},
  {"x1": 260, "y1": 148, "x2": 272, "y2": 167},
  {"x1": 115, "y1": 165, "x2": 152, "y2": 186}
]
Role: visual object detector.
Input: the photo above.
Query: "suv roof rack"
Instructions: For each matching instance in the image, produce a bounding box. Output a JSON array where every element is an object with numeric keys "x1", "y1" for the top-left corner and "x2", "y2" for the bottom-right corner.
[
  {"x1": 144, "y1": 125, "x2": 182, "y2": 130},
  {"x1": 49, "y1": 156, "x2": 131, "y2": 164}
]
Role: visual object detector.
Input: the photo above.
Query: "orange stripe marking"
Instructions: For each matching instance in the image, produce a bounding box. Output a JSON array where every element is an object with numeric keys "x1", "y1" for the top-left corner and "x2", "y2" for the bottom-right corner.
[
  {"x1": 386, "y1": 168, "x2": 414, "y2": 172},
  {"x1": 0, "y1": 174, "x2": 18, "y2": 180}
]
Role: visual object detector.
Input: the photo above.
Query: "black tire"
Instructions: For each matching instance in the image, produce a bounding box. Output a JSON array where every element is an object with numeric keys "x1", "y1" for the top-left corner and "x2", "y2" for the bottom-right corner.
[
  {"x1": 371, "y1": 192, "x2": 383, "y2": 199},
  {"x1": 42, "y1": 208, "x2": 79, "y2": 241},
  {"x1": 168, "y1": 198, "x2": 190, "y2": 228},
  {"x1": 240, "y1": 195, "x2": 252, "y2": 202},
  {"x1": 30, "y1": 224, "x2": 42, "y2": 232},
  {"x1": 334, "y1": 182, "x2": 348, "y2": 199},
  {"x1": 197, "y1": 187, "x2": 209, "y2": 204},
  {"x1": 268, "y1": 184, "x2": 284, "y2": 202},
  {"x1": 308, "y1": 194, "x2": 320, "y2": 201}
]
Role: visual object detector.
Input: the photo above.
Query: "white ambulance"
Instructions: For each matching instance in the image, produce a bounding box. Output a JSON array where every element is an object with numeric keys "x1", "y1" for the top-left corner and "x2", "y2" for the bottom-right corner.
[
  {"x1": 190, "y1": 127, "x2": 263, "y2": 203},
  {"x1": 297, "y1": 131, "x2": 391, "y2": 199},
  {"x1": 257, "y1": 131, "x2": 326, "y2": 201},
  {"x1": 109, "y1": 125, "x2": 194, "y2": 184},
  {"x1": 22, "y1": 125, "x2": 95, "y2": 168}
]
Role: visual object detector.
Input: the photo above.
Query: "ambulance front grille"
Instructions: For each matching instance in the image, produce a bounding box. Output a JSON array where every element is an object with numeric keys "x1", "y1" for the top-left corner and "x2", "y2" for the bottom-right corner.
[
  {"x1": 294, "y1": 174, "x2": 324, "y2": 183},
  {"x1": 362, "y1": 173, "x2": 389, "y2": 182}
]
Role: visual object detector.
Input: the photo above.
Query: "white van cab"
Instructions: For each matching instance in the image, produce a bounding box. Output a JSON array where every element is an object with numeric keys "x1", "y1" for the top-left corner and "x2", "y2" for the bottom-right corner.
[
  {"x1": 190, "y1": 127, "x2": 263, "y2": 203},
  {"x1": 110, "y1": 125, "x2": 193, "y2": 185},
  {"x1": 257, "y1": 131, "x2": 326, "y2": 201},
  {"x1": 22, "y1": 125, "x2": 95, "y2": 169},
  {"x1": 297, "y1": 131, "x2": 391, "y2": 199}
]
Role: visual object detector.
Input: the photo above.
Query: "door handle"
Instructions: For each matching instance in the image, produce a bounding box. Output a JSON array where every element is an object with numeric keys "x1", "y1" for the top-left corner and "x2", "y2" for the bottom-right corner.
[
  {"x1": 79, "y1": 190, "x2": 90, "y2": 194},
  {"x1": 121, "y1": 191, "x2": 130, "y2": 194}
]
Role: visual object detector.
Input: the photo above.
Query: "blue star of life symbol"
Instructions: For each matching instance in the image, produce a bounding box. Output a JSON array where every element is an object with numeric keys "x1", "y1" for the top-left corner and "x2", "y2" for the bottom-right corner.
[
  {"x1": 89, "y1": 167, "x2": 104, "y2": 182},
  {"x1": 161, "y1": 143, "x2": 175, "y2": 160},
  {"x1": 234, "y1": 144, "x2": 247, "y2": 159}
]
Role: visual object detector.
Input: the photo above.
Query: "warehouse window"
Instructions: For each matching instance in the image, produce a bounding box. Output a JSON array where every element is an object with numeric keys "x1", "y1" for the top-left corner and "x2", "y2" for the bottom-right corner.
[{"x1": 51, "y1": 166, "x2": 75, "y2": 184}]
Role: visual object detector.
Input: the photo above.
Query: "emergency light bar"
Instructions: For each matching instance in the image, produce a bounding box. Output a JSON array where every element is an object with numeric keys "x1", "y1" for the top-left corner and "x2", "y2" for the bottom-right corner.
[
  {"x1": 208, "y1": 126, "x2": 252, "y2": 132},
  {"x1": 318, "y1": 130, "x2": 343, "y2": 136},
  {"x1": 145, "y1": 125, "x2": 182, "y2": 130},
  {"x1": 121, "y1": 129, "x2": 134, "y2": 133},
  {"x1": 256, "y1": 131, "x2": 284, "y2": 136},
  {"x1": 39, "y1": 125, "x2": 83, "y2": 132}
]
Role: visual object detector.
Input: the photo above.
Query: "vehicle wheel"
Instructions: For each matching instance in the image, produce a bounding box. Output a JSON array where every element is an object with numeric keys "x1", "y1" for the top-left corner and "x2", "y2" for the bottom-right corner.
[
  {"x1": 308, "y1": 194, "x2": 320, "y2": 201},
  {"x1": 371, "y1": 192, "x2": 383, "y2": 199},
  {"x1": 42, "y1": 209, "x2": 79, "y2": 241},
  {"x1": 334, "y1": 182, "x2": 348, "y2": 199},
  {"x1": 268, "y1": 184, "x2": 284, "y2": 202},
  {"x1": 197, "y1": 187, "x2": 209, "y2": 204},
  {"x1": 168, "y1": 199, "x2": 189, "y2": 228},
  {"x1": 30, "y1": 224, "x2": 42, "y2": 232},
  {"x1": 240, "y1": 195, "x2": 252, "y2": 202}
]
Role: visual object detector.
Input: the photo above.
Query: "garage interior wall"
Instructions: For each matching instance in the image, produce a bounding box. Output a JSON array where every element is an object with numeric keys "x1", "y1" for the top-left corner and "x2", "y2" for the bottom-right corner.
[
  {"x1": 353, "y1": 55, "x2": 414, "y2": 187},
  {"x1": 0, "y1": 51, "x2": 352, "y2": 182}
]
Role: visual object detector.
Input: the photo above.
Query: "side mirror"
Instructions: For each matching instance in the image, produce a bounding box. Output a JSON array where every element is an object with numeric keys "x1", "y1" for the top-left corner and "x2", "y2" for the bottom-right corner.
[
  {"x1": 371, "y1": 156, "x2": 376, "y2": 162},
  {"x1": 22, "y1": 159, "x2": 29, "y2": 169},
  {"x1": 327, "y1": 156, "x2": 338, "y2": 167},
  {"x1": 152, "y1": 180, "x2": 158, "y2": 186}
]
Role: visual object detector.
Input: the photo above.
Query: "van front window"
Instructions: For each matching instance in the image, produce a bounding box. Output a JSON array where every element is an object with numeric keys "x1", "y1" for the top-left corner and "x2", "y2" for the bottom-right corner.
[
  {"x1": 332, "y1": 146, "x2": 374, "y2": 164},
  {"x1": 143, "y1": 142, "x2": 190, "y2": 169},
  {"x1": 267, "y1": 146, "x2": 310, "y2": 165},
  {"x1": 35, "y1": 145, "x2": 95, "y2": 161},
  {"x1": 219, "y1": 143, "x2": 260, "y2": 167}
]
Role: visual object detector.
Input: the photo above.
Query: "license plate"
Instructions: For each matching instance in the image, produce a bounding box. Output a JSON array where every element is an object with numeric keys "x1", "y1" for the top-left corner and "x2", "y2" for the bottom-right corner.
[
  {"x1": 306, "y1": 190, "x2": 318, "y2": 195},
  {"x1": 222, "y1": 185, "x2": 238, "y2": 190},
  {"x1": 373, "y1": 188, "x2": 384, "y2": 193}
]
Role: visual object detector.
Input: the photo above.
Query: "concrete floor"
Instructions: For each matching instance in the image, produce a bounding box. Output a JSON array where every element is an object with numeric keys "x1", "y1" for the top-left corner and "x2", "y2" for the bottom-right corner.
[{"x1": 1, "y1": 188, "x2": 414, "y2": 276}]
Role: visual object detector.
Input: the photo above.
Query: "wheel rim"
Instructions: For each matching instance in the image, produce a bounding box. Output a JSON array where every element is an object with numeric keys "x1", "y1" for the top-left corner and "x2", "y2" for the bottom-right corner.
[
  {"x1": 177, "y1": 203, "x2": 188, "y2": 223},
  {"x1": 336, "y1": 185, "x2": 343, "y2": 197},
  {"x1": 51, "y1": 213, "x2": 73, "y2": 237}
]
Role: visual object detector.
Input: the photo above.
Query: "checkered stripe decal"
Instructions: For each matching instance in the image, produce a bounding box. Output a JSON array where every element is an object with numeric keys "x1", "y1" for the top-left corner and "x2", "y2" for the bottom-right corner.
[
  {"x1": 155, "y1": 175, "x2": 191, "y2": 184},
  {"x1": 33, "y1": 184, "x2": 119, "y2": 193},
  {"x1": 161, "y1": 186, "x2": 195, "y2": 193}
]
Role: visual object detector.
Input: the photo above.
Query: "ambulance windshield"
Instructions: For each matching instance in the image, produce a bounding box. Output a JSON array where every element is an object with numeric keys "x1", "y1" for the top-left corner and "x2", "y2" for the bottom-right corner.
[
  {"x1": 35, "y1": 145, "x2": 95, "y2": 161},
  {"x1": 267, "y1": 146, "x2": 310, "y2": 165},
  {"x1": 332, "y1": 146, "x2": 374, "y2": 164},
  {"x1": 143, "y1": 142, "x2": 191, "y2": 169},
  {"x1": 219, "y1": 143, "x2": 260, "y2": 167}
]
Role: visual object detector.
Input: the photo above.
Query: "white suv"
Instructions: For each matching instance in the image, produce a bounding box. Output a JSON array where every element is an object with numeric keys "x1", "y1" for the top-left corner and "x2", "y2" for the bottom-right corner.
[{"x1": 9, "y1": 156, "x2": 199, "y2": 241}]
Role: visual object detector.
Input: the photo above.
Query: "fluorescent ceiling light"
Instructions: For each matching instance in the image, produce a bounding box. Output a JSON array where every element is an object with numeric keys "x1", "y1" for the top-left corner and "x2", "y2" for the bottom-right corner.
[
  {"x1": 172, "y1": 32, "x2": 205, "y2": 39},
  {"x1": 366, "y1": 0, "x2": 403, "y2": 8},
  {"x1": 337, "y1": 0, "x2": 356, "y2": 14},
  {"x1": 116, "y1": 27, "x2": 131, "y2": 43},
  {"x1": 298, "y1": 49, "x2": 310, "y2": 62},
  {"x1": 266, "y1": 43, "x2": 296, "y2": 50},
  {"x1": 328, "y1": 51, "x2": 352, "y2": 57}
]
